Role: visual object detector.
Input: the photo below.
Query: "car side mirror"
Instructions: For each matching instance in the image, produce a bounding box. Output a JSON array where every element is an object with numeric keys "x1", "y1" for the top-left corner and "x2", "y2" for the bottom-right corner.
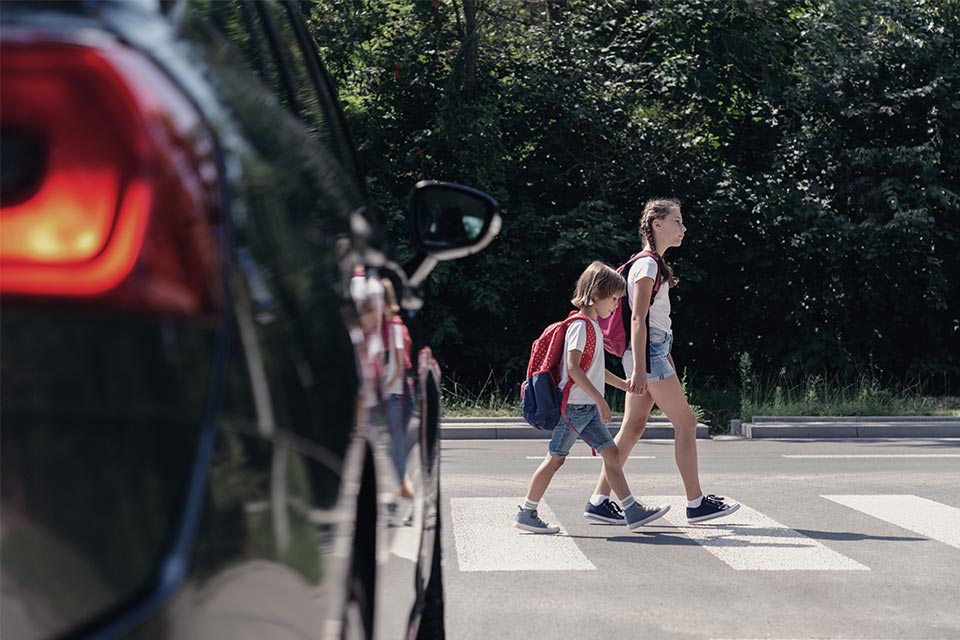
[{"x1": 408, "y1": 180, "x2": 500, "y2": 261}]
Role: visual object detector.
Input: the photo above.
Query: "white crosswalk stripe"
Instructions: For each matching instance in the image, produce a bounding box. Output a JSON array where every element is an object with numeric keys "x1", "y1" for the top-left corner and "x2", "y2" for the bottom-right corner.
[
  {"x1": 783, "y1": 454, "x2": 960, "y2": 459},
  {"x1": 822, "y1": 494, "x2": 960, "y2": 551},
  {"x1": 448, "y1": 494, "x2": 960, "y2": 573},
  {"x1": 450, "y1": 497, "x2": 596, "y2": 572},
  {"x1": 646, "y1": 496, "x2": 869, "y2": 571}
]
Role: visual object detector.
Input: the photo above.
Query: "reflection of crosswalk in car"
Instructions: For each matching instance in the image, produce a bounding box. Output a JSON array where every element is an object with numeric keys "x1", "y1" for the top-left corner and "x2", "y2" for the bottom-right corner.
[{"x1": 0, "y1": 1, "x2": 498, "y2": 639}]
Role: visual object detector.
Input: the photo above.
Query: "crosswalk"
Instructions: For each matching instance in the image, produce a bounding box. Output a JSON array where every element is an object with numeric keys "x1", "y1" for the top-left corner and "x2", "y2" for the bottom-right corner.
[{"x1": 449, "y1": 494, "x2": 959, "y2": 573}]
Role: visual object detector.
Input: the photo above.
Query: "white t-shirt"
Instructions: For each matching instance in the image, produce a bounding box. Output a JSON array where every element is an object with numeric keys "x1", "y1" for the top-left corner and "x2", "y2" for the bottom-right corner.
[
  {"x1": 363, "y1": 330, "x2": 384, "y2": 409},
  {"x1": 557, "y1": 317, "x2": 605, "y2": 405},
  {"x1": 626, "y1": 256, "x2": 671, "y2": 334},
  {"x1": 381, "y1": 322, "x2": 406, "y2": 396}
]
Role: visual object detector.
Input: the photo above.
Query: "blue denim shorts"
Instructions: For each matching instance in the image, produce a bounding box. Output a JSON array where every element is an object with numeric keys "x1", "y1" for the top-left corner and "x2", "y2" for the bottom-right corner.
[
  {"x1": 549, "y1": 404, "x2": 615, "y2": 457},
  {"x1": 623, "y1": 328, "x2": 676, "y2": 383}
]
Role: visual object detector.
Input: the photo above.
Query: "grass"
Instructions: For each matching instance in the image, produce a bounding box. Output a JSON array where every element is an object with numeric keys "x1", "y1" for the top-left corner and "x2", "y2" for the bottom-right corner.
[
  {"x1": 442, "y1": 362, "x2": 960, "y2": 435},
  {"x1": 442, "y1": 372, "x2": 520, "y2": 417},
  {"x1": 737, "y1": 354, "x2": 960, "y2": 424}
]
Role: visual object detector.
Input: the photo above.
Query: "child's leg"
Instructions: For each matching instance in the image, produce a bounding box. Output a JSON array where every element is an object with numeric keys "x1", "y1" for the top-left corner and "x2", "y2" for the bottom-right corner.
[
  {"x1": 647, "y1": 374, "x2": 703, "y2": 501},
  {"x1": 525, "y1": 408, "x2": 581, "y2": 502},
  {"x1": 597, "y1": 446, "x2": 632, "y2": 501},
  {"x1": 593, "y1": 390, "x2": 655, "y2": 496},
  {"x1": 524, "y1": 454, "x2": 565, "y2": 502}
]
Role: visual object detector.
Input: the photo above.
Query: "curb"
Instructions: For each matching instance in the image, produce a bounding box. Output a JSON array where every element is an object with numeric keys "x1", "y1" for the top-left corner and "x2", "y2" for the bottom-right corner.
[
  {"x1": 740, "y1": 416, "x2": 960, "y2": 439},
  {"x1": 441, "y1": 418, "x2": 709, "y2": 440}
]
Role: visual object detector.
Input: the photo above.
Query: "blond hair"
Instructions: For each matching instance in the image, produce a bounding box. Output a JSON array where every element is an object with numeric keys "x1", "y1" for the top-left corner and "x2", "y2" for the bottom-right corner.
[{"x1": 571, "y1": 261, "x2": 626, "y2": 308}]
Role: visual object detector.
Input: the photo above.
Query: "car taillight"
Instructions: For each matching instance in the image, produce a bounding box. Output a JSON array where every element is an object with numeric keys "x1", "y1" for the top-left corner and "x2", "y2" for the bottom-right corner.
[{"x1": 0, "y1": 40, "x2": 222, "y2": 316}]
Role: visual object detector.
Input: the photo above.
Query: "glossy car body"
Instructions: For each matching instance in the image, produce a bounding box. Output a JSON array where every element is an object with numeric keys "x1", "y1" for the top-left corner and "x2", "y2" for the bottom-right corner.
[{"x1": 0, "y1": 1, "x2": 499, "y2": 638}]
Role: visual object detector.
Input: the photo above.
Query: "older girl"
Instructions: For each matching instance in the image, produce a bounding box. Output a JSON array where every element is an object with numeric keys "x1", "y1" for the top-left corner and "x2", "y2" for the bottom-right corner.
[{"x1": 584, "y1": 199, "x2": 740, "y2": 525}]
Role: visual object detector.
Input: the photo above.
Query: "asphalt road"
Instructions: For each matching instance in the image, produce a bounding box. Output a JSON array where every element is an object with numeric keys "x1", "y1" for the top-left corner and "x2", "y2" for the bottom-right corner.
[{"x1": 438, "y1": 437, "x2": 960, "y2": 640}]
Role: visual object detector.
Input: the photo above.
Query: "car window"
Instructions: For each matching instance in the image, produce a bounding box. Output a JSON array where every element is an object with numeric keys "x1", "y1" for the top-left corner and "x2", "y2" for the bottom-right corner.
[{"x1": 188, "y1": 0, "x2": 363, "y2": 186}]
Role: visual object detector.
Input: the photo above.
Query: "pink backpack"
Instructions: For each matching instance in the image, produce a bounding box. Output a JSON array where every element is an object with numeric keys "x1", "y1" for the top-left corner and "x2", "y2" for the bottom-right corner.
[{"x1": 597, "y1": 250, "x2": 663, "y2": 365}]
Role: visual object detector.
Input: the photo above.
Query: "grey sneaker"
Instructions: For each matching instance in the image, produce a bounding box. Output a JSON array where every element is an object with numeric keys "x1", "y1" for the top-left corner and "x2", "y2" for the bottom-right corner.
[
  {"x1": 514, "y1": 507, "x2": 560, "y2": 534},
  {"x1": 624, "y1": 502, "x2": 670, "y2": 531}
]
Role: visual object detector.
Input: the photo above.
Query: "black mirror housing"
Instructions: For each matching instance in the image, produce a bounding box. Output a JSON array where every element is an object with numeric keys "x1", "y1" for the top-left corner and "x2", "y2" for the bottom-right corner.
[{"x1": 408, "y1": 180, "x2": 500, "y2": 261}]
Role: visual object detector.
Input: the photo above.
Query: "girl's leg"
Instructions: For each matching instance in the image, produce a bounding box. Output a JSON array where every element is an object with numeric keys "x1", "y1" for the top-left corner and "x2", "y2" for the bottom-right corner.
[
  {"x1": 647, "y1": 375, "x2": 703, "y2": 501},
  {"x1": 597, "y1": 446, "x2": 632, "y2": 501},
  {"x1": 524, "y1": 454, "x2": 565, "y2": 502},
  {"x1": 594, "y1": 391, "x2": 655, "y2": 496}
]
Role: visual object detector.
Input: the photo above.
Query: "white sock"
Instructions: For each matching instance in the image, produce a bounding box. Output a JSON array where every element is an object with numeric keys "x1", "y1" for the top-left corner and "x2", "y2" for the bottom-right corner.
[
  {"x1": 687, "y1": 495, "x2": 704, "y2": 509},
  {"x1": 523, "y1": 498, "x2": 538, "y2": 511},
  {"x1": 621, "y1": 495, "x2": 636, "y2": 510},
  {"x1": 589, "y1": 494, "x2": 609, "y2": 507}
]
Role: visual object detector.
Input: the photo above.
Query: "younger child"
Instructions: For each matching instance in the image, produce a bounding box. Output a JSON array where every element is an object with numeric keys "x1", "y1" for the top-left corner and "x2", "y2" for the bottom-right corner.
[{"x1": 515, "y1": 262, "x2": 670, "y2": 534}]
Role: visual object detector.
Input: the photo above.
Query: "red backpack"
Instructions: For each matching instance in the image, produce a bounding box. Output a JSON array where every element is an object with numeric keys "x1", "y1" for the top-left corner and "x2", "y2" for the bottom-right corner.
[
  {"x1": 597, "y1": 250, "x2": 663, "y2": 370},
  {"x1": 520, "y1": 311, "x2": 596, "y2": 431}
]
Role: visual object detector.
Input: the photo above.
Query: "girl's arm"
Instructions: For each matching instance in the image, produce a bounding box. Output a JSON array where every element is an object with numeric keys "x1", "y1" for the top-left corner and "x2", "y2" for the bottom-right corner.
[
  {"x1": 605, "y1": 369, "x2": 628, "y2": 392},
  {"x1": 630, "y1": 277, "x2": 655, "y2": 394}
]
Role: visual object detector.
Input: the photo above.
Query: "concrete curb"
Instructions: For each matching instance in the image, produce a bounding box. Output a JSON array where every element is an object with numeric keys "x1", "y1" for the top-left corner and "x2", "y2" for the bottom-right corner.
[
  {"x1": 441, "y1": 417, "x2": 709, "y2": 440},
  {"x1": 741, "y1": 416, "x2": 960, "y2": 439}
]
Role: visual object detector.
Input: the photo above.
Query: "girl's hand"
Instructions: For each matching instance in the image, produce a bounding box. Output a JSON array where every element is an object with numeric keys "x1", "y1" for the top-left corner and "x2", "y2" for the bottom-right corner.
[
  {"x1": 629, "y1": 372, "x2": 647, "y2": 397},
  {"x1": 598, "y1": 398, "x2": 612, "y2": 424}
]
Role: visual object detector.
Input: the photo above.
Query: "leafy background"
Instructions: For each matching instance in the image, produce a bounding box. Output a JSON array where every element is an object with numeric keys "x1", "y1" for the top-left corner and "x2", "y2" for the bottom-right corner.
[{"x1": 307, "y1": 0, "x2": 960, "y2": 413}]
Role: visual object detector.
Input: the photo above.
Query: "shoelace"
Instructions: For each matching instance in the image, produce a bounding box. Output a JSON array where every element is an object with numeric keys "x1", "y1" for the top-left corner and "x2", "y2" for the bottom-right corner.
[
  {"x1": 607, "y1": 500, "x2": 624, "y2": 517},
  {"x1": 703, "y1": 494, "x2": 726, "y2": 509},
  {"x1": 520, "y1": 506, "x2": 551, "y2": 527}
]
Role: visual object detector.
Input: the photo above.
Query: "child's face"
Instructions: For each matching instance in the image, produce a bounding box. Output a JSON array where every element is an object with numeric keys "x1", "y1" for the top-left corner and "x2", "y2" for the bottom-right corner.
[
  {"x1": 595, "y1": 295, "x2": 619, "y2": 319},
  {"x1": 655, "y1": 208, "x2": 686, "y2": 248}
]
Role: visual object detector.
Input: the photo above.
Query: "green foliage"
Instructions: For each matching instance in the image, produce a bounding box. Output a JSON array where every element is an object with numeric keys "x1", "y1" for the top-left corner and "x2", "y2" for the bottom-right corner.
[
  {"x1": 309, "y1": 0, "x2": 960, "y2": 394},
  {"x1": 739, "y1": 352, "x2": 755, "y2": 420},
  {"x1": 744, "y1": 373, "x2": 960, "y2": 419}
]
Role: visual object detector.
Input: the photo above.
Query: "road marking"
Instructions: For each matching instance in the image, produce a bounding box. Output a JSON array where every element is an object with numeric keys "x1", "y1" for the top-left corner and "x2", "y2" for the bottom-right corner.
[
  {"x1": 524, "y1": 455, "x2": 655, "y2": 460},
  {"x1": 822, "y1": 494, "x2": 960, "y2": 550},
  {"x1": 783, "y1": 454, "x2": 960, "y2": 459},
  {"x1": 449, "y1": 497, "x2": 595, "y2": 572},
  {"x1": 647, "y1": 496, "x2": 869, "y2": 571}
]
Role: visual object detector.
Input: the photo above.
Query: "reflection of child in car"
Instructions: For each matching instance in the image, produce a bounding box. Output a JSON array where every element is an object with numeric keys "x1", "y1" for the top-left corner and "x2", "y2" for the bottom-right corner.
[
  {"x1": 349, "y1": 268, "x2": 384, "y2": 429},
  {"x1": 381, "y1": 278, "x2": 415, "y2": 514}
]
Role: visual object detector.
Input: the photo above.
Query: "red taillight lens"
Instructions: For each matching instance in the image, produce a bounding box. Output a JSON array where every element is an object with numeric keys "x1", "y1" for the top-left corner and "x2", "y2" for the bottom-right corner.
[{"x1": 0, "y1": 40, "x2": 222, "y2": 316}]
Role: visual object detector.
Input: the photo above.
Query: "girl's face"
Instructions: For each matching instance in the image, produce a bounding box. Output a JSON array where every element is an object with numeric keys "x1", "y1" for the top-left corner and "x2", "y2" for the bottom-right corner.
[
  {"x1": 654, "y1": 208, "x2": 686, "y2": 248},
  {"x1": 594, "y1": 295, "x2": 619, "y2": 319}
]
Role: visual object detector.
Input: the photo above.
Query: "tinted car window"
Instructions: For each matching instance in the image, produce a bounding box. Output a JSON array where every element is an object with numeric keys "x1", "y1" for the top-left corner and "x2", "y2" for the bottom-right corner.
[{"x1": 191, "y1": 0, "x2": 361, "y2": 185}]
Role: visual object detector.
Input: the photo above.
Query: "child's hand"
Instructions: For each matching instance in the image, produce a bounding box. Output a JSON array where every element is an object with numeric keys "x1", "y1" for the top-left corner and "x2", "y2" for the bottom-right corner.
[
  {"x1": 598, "y1": 398, "x2": 612, "y2": 424},
  {"x1": 629, "y1": 372, "x2": 647, "y2": 397}
]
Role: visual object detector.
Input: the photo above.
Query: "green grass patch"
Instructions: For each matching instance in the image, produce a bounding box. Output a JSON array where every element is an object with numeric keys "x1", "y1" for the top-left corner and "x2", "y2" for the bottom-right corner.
[
  {"x1": 737, "y1": 354, "x2": 960, "y2": 423},
  {"x1": 441, "y1": 361, "x2": 959, "y2": 434}
]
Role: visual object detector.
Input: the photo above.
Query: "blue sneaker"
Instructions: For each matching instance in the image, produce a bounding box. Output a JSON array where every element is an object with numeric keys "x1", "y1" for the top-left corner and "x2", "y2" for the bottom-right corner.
[
  {"x1": 686, "y1": 494, "x2": 740, "y2": 523},
  {"x1": 583, "y1": 499, "x2": 625, "y2": 524},
  {"x1": 624, "y1": 502, "x2": 670, "y2": 531},
  {"x1": 514, "y1": 507, "x2": 560, "y2": 534}
]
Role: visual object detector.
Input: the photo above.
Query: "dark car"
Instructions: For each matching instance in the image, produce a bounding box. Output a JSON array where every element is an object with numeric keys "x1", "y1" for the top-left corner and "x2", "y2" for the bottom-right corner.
[{"x1": 0, "y1": 1, "x2": 499, "y2": 638}]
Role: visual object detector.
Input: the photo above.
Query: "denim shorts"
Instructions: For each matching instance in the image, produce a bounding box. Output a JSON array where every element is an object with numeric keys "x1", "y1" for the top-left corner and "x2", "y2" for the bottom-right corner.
[
  {"x1": 549, "y1": 404, "x2": 615, "y2": 457},
  {"x1": 623, "y1": 328, "x2": 676, "y2": 383}
]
